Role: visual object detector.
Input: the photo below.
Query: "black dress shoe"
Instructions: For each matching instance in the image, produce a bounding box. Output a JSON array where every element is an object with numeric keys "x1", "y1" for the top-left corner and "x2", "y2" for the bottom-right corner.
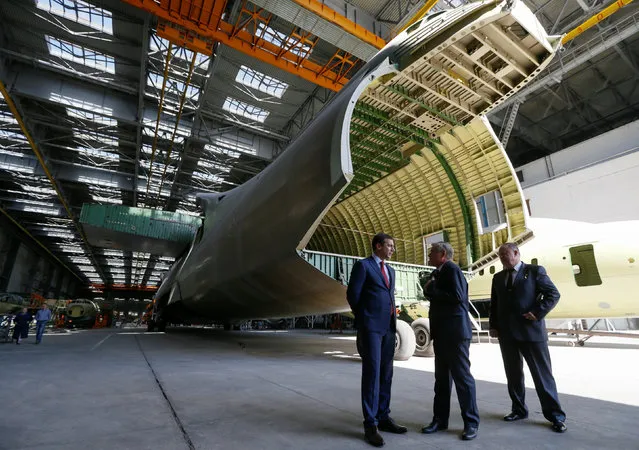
[
  {"x1": 461, "y1": 426, "x2": 478, "y2": 441},
  {"x1": 551, "y1": 421, "x2": 567, "y2": 433},
  {"x1": 503, "y1": 412, "x2": 528, "y2": 422},
  {"x1": 364, "y1": 426, "x2": 385, "y2": 447},
  {"x1": 378, "y1": 417, "x2": 407, "y2": 434},
  {"x1": 421, "y1": 420, "x2": 448, "y2": 434}
]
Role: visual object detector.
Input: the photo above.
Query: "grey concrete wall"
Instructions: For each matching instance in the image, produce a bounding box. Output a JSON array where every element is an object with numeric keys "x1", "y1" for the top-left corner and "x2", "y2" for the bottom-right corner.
[
  {"x1": 0, "y1": 215, "x2": 79, "y2": 298},
  {"x1": 0, "y1": 222, "x2": 14, "y2": 288},
  {"x1": 7, "y1": 244, "x2": 37, "y2": 293}
]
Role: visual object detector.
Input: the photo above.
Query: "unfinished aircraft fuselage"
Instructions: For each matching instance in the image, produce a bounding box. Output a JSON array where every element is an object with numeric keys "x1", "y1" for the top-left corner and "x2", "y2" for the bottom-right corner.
[{"x1": 155, "y1": 0, "x2": 561, "y2": 322}]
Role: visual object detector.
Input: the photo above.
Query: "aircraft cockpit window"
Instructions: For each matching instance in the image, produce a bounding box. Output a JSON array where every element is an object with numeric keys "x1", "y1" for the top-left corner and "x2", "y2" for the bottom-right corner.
[{"x1": 569, "y1": 244, "x2": 602, "y2": 287}]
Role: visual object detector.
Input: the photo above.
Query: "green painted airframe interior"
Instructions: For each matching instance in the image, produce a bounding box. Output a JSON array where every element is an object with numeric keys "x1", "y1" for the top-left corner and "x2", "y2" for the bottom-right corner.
[
  {"x1": 345, "y1": 102, "x2": 440, "y2": 200},
  {"x1": 80, "y1": 204, "x2": 201, "y2": 257}
]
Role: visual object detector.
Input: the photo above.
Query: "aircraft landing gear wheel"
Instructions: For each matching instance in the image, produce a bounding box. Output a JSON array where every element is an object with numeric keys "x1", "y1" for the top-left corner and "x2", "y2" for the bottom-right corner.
[
  {"x1": 411, "y1": 318, "x2": 434, "y2": 357},
  {"x1": 578, "y1": 340, "x2": 585, "y2": 347},
  {"x1": 157, "y1": 319, "x2": 167, "y2": 333},
  {"x1": 147, "y1": 320, "x2": 156, "y2": 332},
  {"x1": 394, "y1": 320, "x2": 416, "y2": 361}
]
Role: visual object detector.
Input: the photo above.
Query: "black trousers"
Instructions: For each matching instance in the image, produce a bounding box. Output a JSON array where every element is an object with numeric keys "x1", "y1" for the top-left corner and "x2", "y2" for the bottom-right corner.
[
  {"x1": 499, "y1": 339, "x2": 566, "y2": 422},
  {"x1": 358, "y1": 328, "x2": 395, "y2": 428},
  {"x1": 432, "y1": 339, "x2": 480, "y2": 427}
]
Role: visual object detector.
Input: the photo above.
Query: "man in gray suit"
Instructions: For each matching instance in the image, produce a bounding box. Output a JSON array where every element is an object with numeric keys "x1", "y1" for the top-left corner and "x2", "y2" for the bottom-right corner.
[{"x1": 489, "y1": 243, "x2": 567, "y2": 433}]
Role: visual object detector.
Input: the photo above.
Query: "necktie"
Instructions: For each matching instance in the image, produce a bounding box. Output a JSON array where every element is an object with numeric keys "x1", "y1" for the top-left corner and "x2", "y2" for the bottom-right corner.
[
  {"x1": 380, "y1": 261, "x2": 390, "y2": 288},
  {"x1": 380, "y1": 261, "x2": 394, "y2": 316},
  {"x1": 506, "y1": 268, "x2": 515, "y2": 291}
]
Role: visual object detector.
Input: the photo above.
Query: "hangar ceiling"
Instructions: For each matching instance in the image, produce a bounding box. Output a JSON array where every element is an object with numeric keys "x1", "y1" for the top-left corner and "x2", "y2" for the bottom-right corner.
[{"x1": 0, "y1": 0, "x2": 637, "y2": 299}]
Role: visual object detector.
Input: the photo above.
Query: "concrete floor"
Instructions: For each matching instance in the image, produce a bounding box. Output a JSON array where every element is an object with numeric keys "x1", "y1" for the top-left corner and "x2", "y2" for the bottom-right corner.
[{"x1": 1, "y1": 327, "x2": 638, "y2": 450}]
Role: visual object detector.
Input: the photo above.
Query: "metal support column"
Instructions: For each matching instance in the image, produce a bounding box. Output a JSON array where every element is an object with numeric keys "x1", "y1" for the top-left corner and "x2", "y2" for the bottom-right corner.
[{"x1": 499, "y1": 101, "x2": 521, "y2": 147}]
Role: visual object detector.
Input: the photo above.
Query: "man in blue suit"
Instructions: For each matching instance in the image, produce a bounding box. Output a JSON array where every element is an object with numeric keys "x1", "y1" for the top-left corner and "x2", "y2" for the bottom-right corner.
[
  {"x1": 347, "y1": 232, "x2": 407, "y2": 447},
  {"x1": 421, "y1": 242, "x2": 480, "y2": 441},
  {"x1": 489, "y1": 243, "x2": 567, "y2": 433}
]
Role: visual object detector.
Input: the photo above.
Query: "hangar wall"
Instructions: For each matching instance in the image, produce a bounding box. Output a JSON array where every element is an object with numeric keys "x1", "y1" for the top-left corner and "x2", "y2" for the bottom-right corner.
[
  {"x1": 0, "y1": 215, "x2": 78, "y2": 298},
  {"x1": 517, "y1": 119, "x2": 639, "y2": 223}
]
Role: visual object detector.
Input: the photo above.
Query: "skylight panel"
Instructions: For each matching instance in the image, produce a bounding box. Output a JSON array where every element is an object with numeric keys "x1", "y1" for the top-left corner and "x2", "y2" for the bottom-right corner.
[
  {"x1": 192, "y1": 171, "x2": 224, "y2": 183},
  {"x1": 70, "y1": 257, "x2": 91, "y2": 265},
  {"x1": 142, "y1": 119, "x2": 191, "y2": 144},
  {"x1": 22, "y1": 185, "x2": 57, "y2": 195},
  {"x1": 158, "y1": 256, "x2": 175, "y2": 263},
  {"x1": 149, "y1": 35, "x2": 210, "y2": 71},
  {"x1": 144, "y1": 185, "x2": 171, "y2": 198},
  {"x1": 37, "y1": 0, "x2": 113, "y2": 34},
  {"x1": 0, "y1": 161, "x2": 34, "y2": 173},
  {"x1": 0, "y1": 110, "x2": 17, "y2": 124},
  {"x1": 257, "y1": 23, "x2": 312, "y2": 59},
  {"x1": 57, "y1": 245, "x2": 84, "y2": 253},
  {"x1": 78, "y1": 175, "x2": 119, "y2": 188},
  {"x1": 46, "y1": 35, "x2": 115, "y2": 73},
  {"x1": 139, "y1": 160, "x2": 176, "y2": 174},
  {"x1": 147, "y1": 72, "x2": 200, "y2": 101},
  {"x1": 14, "y1": 199, "x2": 57, "y2": 207},
  {"x1": 222, "y1": 97, "x2": 269, "y2": 123},
  {"x1": 213, "y1": 135, "x2": 257, "y2": 155},
  {"x1": 197, "y1": 159, "x2": 231, "y2": 172},
  {"x1": 22, "y1": 205, "x2": 60, "y2": 215},
  {"x1": 73, "y1": 129, "x2": 118, "y2": 146},
  {"x1": 204, "y1": 144, "x2": 240, "y2": 158},
  {"x1": 106, "y1": 260, "x2": 125, "y2": 267},
  {"x1": 67, "y1": 108, "x2": 116, "y2": 126},
  {"x1": 91, "y1": 195, "x2": 122, "y2": 204},
  {"x1": 0, "y1": 130, "x2": 27, "y2": 142},
  {"x1": 77, "y1": 147, "x2": 119, "y2": 161},
  {"x1": 175, "y1": 209, "x2": 200, "y2": 217},
  {"x1": 0, "y1": 150, "x2": 27, "y2": 159},
  {"x1": 88, "y1": 185, "x2": 117, "y2": 195},
  {"x1": 102, "y1": 250, "x2": 123, "y2": 257},
  {"x1": 236, "y1": 65, "x2": 288, "y2": 98},
  {"x1": 46, "y1": 231, "x2": 74, "y2": 238},
  {"x1": 50, "y1": 92, "x2": 113, "y2": 115}
]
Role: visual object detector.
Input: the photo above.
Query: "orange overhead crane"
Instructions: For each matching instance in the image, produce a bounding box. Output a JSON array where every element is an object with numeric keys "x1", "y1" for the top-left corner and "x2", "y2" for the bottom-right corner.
[
  {"x1": 562, "y1": 0, "x2": 635, "y2": 44},
  {"x1": 291, "y1": 0, "x2": 385, "y2": 49},
  {"x1": 121, "y1": 0, "x2": 374, "y2": 91}
]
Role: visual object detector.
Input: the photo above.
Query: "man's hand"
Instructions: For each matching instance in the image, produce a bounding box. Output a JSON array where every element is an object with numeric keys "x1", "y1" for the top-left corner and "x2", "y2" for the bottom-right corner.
[
  {"x1": 489, "y1": 329, "x2": 499, "y2": 338},
  {"x1": 522, "y1": 311, "x2": 537, "y2": 321}
]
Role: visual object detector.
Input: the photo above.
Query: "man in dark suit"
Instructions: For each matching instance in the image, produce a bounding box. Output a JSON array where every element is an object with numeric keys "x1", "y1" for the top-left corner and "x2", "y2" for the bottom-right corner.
[
  {"x1": 421, "y1": 242, "x2": 480, "y2": 441},
  {"x1": 489, "y1": 243, "x2": 567, "y2": 433},
  {"x1": 347, "y1": 232, "x2": 407, "y2": 447}
]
